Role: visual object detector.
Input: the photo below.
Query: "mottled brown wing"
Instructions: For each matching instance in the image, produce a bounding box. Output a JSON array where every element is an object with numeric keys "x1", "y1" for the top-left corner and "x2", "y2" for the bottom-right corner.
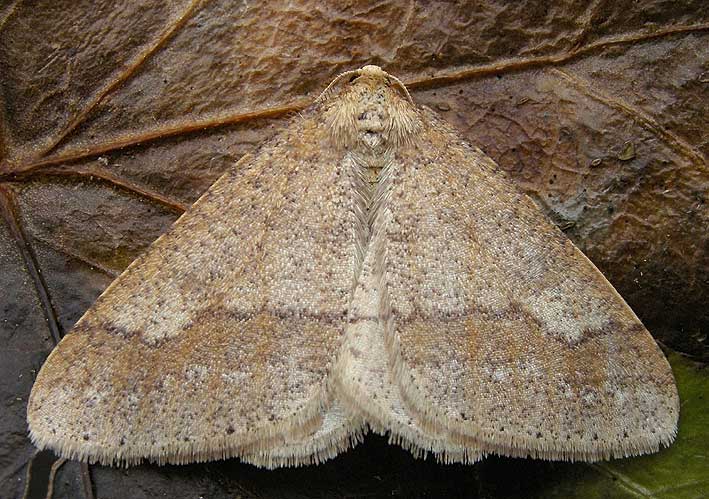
[
  {"x1": 27, "y1": 107, "x2": 359, "y2": 466},
  {"x1": 383, "y1": 109, "x2": 679, "y2": 461}
]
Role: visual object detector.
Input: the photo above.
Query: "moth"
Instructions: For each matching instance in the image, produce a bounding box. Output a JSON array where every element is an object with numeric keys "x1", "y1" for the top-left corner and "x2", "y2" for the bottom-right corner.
[{"x1": 27, "y1": 65, "x2": 679, "y2": 468}]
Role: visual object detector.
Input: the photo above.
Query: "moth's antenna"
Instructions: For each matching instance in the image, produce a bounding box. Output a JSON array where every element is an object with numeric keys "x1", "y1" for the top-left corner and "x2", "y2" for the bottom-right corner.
[
  {"x1": 315, "y1": 66, "x2": 415, "y2": 105},
  {"x1": 315, "y1": 69, "x2": 360, "y2": 103},
  {"x1": 387, "y1": 73, "x2": 414, "y2": 105}
]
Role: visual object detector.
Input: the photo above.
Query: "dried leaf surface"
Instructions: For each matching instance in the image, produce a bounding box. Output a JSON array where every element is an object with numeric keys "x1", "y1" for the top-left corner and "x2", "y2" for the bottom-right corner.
[{"x1": 1, "y1": 1, "x2": 706, "y2": 497}]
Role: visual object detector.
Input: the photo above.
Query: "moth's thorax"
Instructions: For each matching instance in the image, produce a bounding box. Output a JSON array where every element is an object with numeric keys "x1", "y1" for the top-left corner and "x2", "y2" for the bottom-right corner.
[{"x1": 322, "y1": 73, "x2": 421, "y2": 156}]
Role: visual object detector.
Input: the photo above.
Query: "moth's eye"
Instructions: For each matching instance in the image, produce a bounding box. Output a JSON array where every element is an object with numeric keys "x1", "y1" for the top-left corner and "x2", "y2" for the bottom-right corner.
[{"x1": 349, "y1": 74, "x2": 359, "y2": 83}]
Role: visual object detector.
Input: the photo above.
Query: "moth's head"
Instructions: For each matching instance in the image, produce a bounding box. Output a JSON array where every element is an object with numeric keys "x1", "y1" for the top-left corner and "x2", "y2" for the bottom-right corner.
[{"x1": 318, "y1": 65, "x2": 421, "y2": 150}]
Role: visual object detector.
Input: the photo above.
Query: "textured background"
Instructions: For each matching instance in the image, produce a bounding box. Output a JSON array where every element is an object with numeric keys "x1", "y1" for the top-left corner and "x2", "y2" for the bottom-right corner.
[{"x1": 1, "y1": 1, "x2": 707, "y2": 498}]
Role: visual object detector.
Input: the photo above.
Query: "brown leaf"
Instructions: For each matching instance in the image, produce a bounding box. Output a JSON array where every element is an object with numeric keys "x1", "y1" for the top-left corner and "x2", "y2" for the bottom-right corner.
[{"x1": 1, "y1": 1, "x2": 707, "y2": 497}]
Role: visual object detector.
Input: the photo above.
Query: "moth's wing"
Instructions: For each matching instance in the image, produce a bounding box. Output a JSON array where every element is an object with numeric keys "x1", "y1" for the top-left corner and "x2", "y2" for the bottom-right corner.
[
  {"x1": 27, "y1": 108, "x2": 359, "y2": 466},
  {"x1": 240, "y1": 401, "x2": 365, "y2": 468},
  {"x1": 383, "y1": 109, "x2": 680, "y2": 461},
  {"x1": 334, "y1": 244, "x2": 481, "y2": 464}
]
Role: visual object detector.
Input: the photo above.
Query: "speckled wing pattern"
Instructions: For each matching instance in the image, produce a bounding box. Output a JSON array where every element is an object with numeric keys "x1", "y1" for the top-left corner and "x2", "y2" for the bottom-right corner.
[
  {"x1": 240, "y1": 400, "x2": 364, "y2": 468},
  {"x1": 27, "y1": 109, "x2": 364, "y2": 466},
  {"x1": 381, "y1": 110, "x2": 680, "y2": 461},
  {"x1": 28, "y1": 65, "x2": 679, "y2": 467},
  {"x1": 334, "y1": 246, "x2": 480, "y2": 463}
]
